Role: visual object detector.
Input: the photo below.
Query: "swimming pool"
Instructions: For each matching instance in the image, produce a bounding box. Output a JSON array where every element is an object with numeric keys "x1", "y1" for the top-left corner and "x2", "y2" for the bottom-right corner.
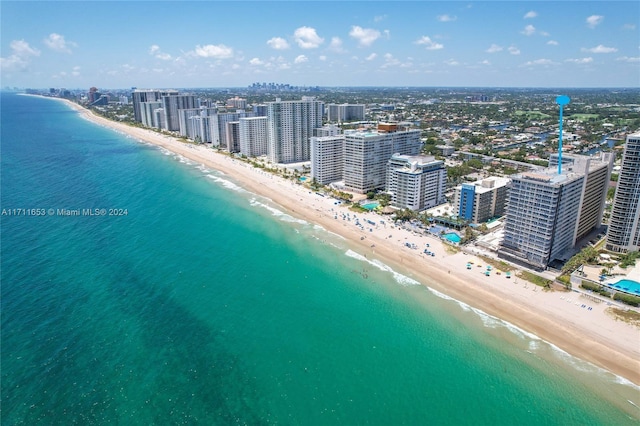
[
  {"x1": 443, "y1": 232, "x2": 461, "y2": 243},
  {"x1": 361, "y1": 202, "x2": 379, "y2": 210},
  {"x1": 299, "y1": 177, "x2": 308, "y2": 182},
  {"x1": 608, "y1": 279, "x2": 640, "y2": 295}
]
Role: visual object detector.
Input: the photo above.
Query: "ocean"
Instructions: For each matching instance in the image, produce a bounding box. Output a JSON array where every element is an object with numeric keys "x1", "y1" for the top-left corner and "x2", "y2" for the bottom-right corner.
[{"x1": 1, "y1": 92, "x2": 638, "y2": 425}]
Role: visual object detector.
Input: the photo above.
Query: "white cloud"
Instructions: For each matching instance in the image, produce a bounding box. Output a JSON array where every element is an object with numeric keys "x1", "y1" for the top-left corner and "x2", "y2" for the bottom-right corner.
[
  {"x1": 0, "y1": 40, "x2": 41, "y2": 71},
  {"x1": 480, "y1": 60, "x2": 491, "y2": 65},
  {"x1": 44, "y1": 33, "x2": 76, "y2": 53},
  {"x1": 415, "y1": 36, "x2": 444, "y2": 50},
  {"x1": 10, "y1": 40, "x2": 40, "y2": 57},
  {"x1": 582, "y1": 44, "x2": 618, "y2": 53},
  {"x1": 374, "y1": 15, "x2": 387, "y2": 23},
  {"x1": 586, "y1": 15, "x2": 604, "y2": 29},
  {"x1": 349, "y1": 26, "x2": 381, "y2": 47},
  {"x1": 565, "y1": 57, "x2": 593, "y2": 64},
  {"x1": 616, "y1": 56, "x2": 640, "y2": 63},
  {"x1": 547, "y1": 40, "x2": 559, "y2": 46},
  {"x1": 294, "y1": 26, "x2": 324, "y2": 49},
  {"x1": 383, "y1": 29, "x2": 390, "y2": 39},
  {"x1": 319, "y1": 55, "x2": 327, "y2": 61},
  {"x1": 508, "y1": 46, "x2": 521, "y2": 55},
  {"x1": 193, "y1": 44, "x2": 234, "y2": 58},
  {"x1": 521, "y1": 24, "x2": 536, "y2": 36},
  {"x1": 71, "y1": 66, "x2": 80, "y2": 76},
  {"x1": 437, "y1": 14, "x2": 457, "y2": 22},
  {"x1": 149, "y1": 45, "x2": 172, "y2": 60},
  {"x1": 329, "y1": 37, "x2": 346, "y2": 53},
  {"x1": 486, "y1": 44, "x2": 503, "y2": 53},
  {"x1": 524, "y1": 11, "x2": 538, "y2": 19},
  {"x1": 365, "y1": 53, "x2": 377, "y2": 61},
  {"x1": 444, "y1": 58, "x2": 459, "y2": 66},
  {"x1": 267, "y1": 37, "x2": 290, "y2": 50},
  {"x1": 249, "y1": 58, "x2": 264, "y2": 66},
  {"x1": 522, "y1": 58, "x2": 555, "y2": 66},
  {"x1": 294, "y1": 54, "x2": 308, "y2": 64},
  {"x1": 622, "y1": 24, "x2": 636, "y2": 30}
]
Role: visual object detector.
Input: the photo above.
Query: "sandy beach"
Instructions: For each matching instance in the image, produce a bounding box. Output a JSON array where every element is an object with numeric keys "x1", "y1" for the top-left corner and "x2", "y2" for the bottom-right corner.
[{"x1": 61, "y1": 99, "x2": 640, "y2": 386}]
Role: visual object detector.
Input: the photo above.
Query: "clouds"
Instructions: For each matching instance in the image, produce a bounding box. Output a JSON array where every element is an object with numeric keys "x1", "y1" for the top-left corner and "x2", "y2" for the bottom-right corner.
[
  {"x1": 193, "y1": 44, "x2": 234, "y2": 58},
  {"x1": 415, "y1": 36, "x2": 443, "y2": 50},
  {"x1": 0, "y1": 40, "x2": 41, "y2": 71},
  {"x1": 267, "y1": 37, "x2": 290, "y2": 50},
  {"x1": 294, "y1": 26, "x2": 324, "y2": 49},
  {"x1": 44, "y1": 33, "x2": 77, "y2": 53},
  {"x1": 149, "y1": 45, "x2": 172, "y2": 61},
  {"x1": 582, "y1": 45, "x2": 618, "y2": 53},
  {"x1": 524, "y1": 11, "x2": 538, "y2": 19},
  {"x1": 349, "y1": 26, "x2": 381, "y2": 47},
  {"x1": 521, "y1": 24, "x2": 536, "y2": 36},
  {"x1": 437, "y1": 14, "x2": 457, "y2": 22},
  {"x1": 586, "y1": 15, "x2": 604, "y2": 29}
]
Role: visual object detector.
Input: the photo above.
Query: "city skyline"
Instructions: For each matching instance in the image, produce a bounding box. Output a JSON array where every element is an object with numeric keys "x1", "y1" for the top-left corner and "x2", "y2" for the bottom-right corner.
[{"x1": 1, "y1": 1, "x2": 639, "y2": 89}]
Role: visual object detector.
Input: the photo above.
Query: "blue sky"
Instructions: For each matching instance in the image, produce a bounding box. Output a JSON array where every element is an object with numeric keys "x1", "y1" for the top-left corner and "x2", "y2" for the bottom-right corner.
[{"x1": 1, "y1": 1, "x2": 638, "y2": 89}]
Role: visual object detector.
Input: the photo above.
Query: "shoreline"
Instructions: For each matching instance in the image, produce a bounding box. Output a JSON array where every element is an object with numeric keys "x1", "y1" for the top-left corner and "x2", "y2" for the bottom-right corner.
[{"x1": 57, "y1": 97, "x2": 640, "y2": 387}]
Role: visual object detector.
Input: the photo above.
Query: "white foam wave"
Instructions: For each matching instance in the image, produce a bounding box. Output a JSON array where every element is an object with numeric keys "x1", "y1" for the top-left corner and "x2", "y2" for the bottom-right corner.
[
  {"x1": 206, "y1": 175, "x2": 244, "y2": 192},
  {"x1": 248, "y1": 198, "x2": 307, "y2": 225},
  {"x1": 344, "y1": 249, "x2": 420, "y2": 286}
]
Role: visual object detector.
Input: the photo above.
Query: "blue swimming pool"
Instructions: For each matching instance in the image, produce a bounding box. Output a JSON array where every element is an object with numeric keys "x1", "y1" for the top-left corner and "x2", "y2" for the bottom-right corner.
[
  {"x1": 443, "y1": 232, "x2": 461, "y2": 243},
  {"x1": 608, "y1": 279, "x2": 640, "y2": 295},
  {"x1": 361, "y1": 202, "x2": 379, "y2": 210}
]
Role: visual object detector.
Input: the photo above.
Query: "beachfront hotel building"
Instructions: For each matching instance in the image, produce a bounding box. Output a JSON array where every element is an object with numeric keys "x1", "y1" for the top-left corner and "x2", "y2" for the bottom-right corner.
[
  {"x1": 266, "y1": 97, "x2": 324, "y2": 164},
  {"x1": 239, "y1": 116, "x2": 268, "y2": 157},
  {"x1": 326, "y1": 104, "x2": 366, "y2": 123},
  {"x1": 343, "y1": 126, "x2": 422, "y2": 194},
  {"x1": 310, "y1": 135, "x2": 345, "y2": 185},
  {"x1": 453, "y1": 176, "x2": 510, "y2": 223},
  {"x1": 131, "y1": 89, "x2": 178, "y2": 122},
  {"x1": 606, "y1": 133, "x2": 640, "y2": 253},
  {"x1": 386, "y1": 154, "x2": 446, "y2": 211}
]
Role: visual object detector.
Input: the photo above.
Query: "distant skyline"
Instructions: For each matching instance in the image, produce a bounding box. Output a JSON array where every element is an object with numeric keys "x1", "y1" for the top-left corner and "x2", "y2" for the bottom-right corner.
[{"x1": 1, "y1": 1, "x2": 639, "y2": 89}]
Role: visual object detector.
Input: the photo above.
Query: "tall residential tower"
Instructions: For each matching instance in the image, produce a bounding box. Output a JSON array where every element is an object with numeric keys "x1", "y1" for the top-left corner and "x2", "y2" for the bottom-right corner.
[{"x1": 606, "y1": 133, "x2": 640, "y2": 253}]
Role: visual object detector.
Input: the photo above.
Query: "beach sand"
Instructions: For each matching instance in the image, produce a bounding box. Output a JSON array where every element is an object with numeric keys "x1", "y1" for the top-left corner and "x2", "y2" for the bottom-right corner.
[{"x1": 61, "y1": 99, "x2": 640, "y2": 386}]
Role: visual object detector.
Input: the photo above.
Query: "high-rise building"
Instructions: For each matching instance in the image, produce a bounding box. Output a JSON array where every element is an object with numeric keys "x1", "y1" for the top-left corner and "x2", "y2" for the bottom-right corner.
[
  {"x1": 606, "y1": 133, "x2": 640, "y2": 253},
  {"x1": 226, "y1": 121, "x2": 241, "y2": 153},
  {"x1": 386, "y1": 154, "x2": 446, "y2": 211},
  {"x1": 500, "y1": 170, "x2": 585, "y2": 269},
  {"x1": 227, "y1": 97, "x2": 247, "y2": 109},
  {"x1": 314, "y1": 124, "x2": 342, "y2": 137},
  {"x1": 310, "y1": 135, "x2": 345, "y2": 185},
  {"x1": 161, "y1": 94, "x2": 198, "y2": 131},
  {"x1": 131, "y1": 89, "x2": 178, "y2": 122},
  {"x1": 266, "y1": 97, "x2": 324, "y2": 164},
  {"x1": 342, "y1": 127, "x2": 422, "y2": 194},
  {"x1": 140, "y1": 101, "x2": 163, "y2": 128},
  {"x1": 326, "y1": 104, "x2": 366, "y2": 122},
  {"x1": 549, "y1": 152, "x2": 613, "y2": 242},
  {"x1": 239, "y1": 117, "x2": 268, "y2": 157},
  {"x1": 211, "y1": 111, "x2": 251, "y2": 148},
  {"x1": 453, "y1": 176, "x2": 510, "y2": 223},
  {"x1": 178, "y1": 107, "x2": 217, "y2": 143}
]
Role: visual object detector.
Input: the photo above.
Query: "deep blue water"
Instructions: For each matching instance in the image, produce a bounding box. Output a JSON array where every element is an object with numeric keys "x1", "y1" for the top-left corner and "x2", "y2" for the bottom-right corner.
[{"x1": 1, "y1": 93, "x2": 638, "y2": 425}]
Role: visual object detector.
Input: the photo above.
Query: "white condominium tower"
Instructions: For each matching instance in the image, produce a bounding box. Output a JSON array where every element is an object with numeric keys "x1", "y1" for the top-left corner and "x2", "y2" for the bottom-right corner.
[
  {"x1": 162, "y1": 94, "x2": 198, "y2": 131},
  {"x1": 326, "y1": 104, "x2": 366, "y2": 123},
  {"x1": 343, "y1": 125, "x2": 421, "y2": 194},
  {"x1": 239, "y1": 117, "x2": 268, "y2": 157},
  {"x1": 131, "y1": 89, "x2": 178, "y2": 122},
  {"x1": 310, "y1": 135, "x2": 345, "y2": 185},
  {"x1": 211, "y1": 111, "x2": 251, "y2": 149},
  {"x1": 386, "y1": 154, "x2": 446, "y2": 211},
  {"x1": 266, "y1": 97, "x2": 324, "y2": 164},
  {"x1": 501, "y1": 170, "x2": 585, "y2": 269},
  {"x1": 606, "y1": 133, "x2": 640, "y2": 253}
]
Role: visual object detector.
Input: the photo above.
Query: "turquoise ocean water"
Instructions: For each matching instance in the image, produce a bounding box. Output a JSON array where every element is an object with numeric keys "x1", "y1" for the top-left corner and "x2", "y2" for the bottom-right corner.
[{"x1": 1, "y1": 93, "x2": 638, "y2": 425}]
